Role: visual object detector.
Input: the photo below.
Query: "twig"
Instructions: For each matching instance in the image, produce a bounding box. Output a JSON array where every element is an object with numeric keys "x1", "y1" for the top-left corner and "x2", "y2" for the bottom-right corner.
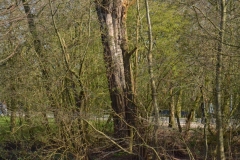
[
  {"x1": 0, "y1": 44, "x2": 19, "y2": 65},
  {"x1": 82, "y1": 118, "x2": 132, "y2": 154}
]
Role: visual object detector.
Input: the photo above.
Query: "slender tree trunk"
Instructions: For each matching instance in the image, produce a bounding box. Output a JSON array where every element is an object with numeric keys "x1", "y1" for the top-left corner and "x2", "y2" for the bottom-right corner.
[
  {"x1": 201, "y1": 86, "x2": 208, "y2": 160},
  {"x1": 133, "y1": 0, "x2": 140, "y2": 97},
  {"x1": 124, "y1": 48, "x2": 137, "y2": 151},
  {"x1": 10, "y1": 97, "x2": 16, "y2": 133},
  {"x1": 215, "y1": 0, "x2": 226, "y2": 159},
  {"x1": 144, "y1": 0, "x2": 160, "y2": 159},
  {"x1": 176, "y1": 89, "x2": 182, "y2": 118},
  {"x1": 22, "y1": 0, "x2": 50, "y2": 131},
  {"x1": 169, "y1": 84, "x2": 176, "y2": 128},
  {"x1": 176, "y1": 89, "x2": 182, "y2": 132},
  {"x1": 144, "y1": 0, "x2": 159, "y2": 126}
]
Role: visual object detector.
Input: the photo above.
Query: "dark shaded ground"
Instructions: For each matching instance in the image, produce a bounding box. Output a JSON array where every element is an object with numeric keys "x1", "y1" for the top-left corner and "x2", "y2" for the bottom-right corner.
[
  {"x1": 1, "y1": 126, "x2": 240, "y2": 160},
  {"x1": 89, "y1": 126, "x2": 240, "y2": 160},
  {"x1": 90, "y1": 154, "x2": 139, "y2": 160},
  {"x1": 89, "y1": 128, "x2": 190, "y2": 160}
]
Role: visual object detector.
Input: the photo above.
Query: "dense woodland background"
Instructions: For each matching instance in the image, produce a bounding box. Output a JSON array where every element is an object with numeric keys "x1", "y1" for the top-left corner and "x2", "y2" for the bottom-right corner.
[{"x1": 0, "y1": 0, "x2": 240, "y2": 159}]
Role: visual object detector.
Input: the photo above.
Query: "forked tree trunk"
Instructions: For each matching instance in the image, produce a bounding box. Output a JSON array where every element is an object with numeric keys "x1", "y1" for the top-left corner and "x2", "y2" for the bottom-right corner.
[{"x1": 96, "y1": 0, "x2": 136, "y2": 138}]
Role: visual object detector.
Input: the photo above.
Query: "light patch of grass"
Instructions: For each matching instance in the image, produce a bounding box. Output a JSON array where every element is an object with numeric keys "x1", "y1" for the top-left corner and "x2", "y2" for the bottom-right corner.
[{"x1": 92, "y1": 120, "x2": 114, "y2": 134}]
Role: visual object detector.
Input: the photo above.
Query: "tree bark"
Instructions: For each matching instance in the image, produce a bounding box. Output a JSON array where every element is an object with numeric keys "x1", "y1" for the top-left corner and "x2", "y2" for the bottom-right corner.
[
  {"x1": 215, "y1": 0, "x2": 226, "y2": 159},
  {"x1": 144, "y1": 0, "x2": 160, "y2": 159},
  {"x1": 169, "y1": 84, "x2": 176, "y2": 128},
  {"x1": 144, "y1": 0, "x2": 159, "y2": 126},
  {"x1": 95, "y1": 0, "x2": 136, "y2": 138},
  {"x1": 176, "y1": 89, "x2": 182, "y2": 132}
]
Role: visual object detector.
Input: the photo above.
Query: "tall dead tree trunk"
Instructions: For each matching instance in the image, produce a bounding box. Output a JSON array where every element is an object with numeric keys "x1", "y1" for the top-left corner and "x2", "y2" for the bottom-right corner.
[{"x1": 95, "y1": 0, "x2": 136, "y2": 138}]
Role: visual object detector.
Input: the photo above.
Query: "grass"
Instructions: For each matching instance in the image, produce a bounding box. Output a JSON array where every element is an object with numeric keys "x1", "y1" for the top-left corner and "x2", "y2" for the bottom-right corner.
[
  {"x1": 0, "y1": 116, "x2": 114, "y2": 139},
  {"x1": 0, "y1": 116, "x2": 10, "y2": 125},
  {"x1": 91, "y1": 120, "x2": 114, "y2": 134},
  {"x1": 0, "y1": 116, "x2": 114, "y2": 159},
  {"x1": 0, "y1": 116, "x2": 11, "y2": 135}
]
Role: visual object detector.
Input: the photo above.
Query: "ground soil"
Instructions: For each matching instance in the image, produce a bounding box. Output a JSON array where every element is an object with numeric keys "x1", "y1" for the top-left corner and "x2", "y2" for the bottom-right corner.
[
  {"x1": 1, "y1": 123, "x2": 240, "y2": 160},
  {"x1": 90, "y1": 125, "x2": 240, "y2": 160}
]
